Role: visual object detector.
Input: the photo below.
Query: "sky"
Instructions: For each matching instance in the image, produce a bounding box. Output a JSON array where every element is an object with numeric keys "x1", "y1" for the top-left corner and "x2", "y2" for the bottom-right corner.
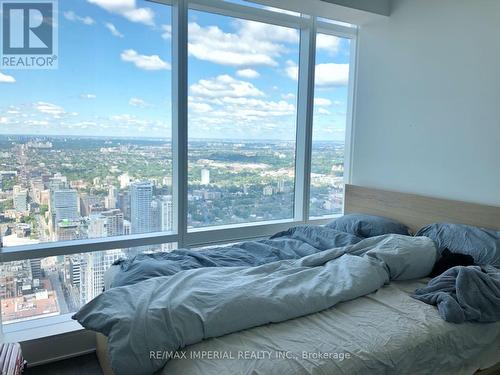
[{"x1": 0, "y1": 0, "x2": 352, "y2": 141}]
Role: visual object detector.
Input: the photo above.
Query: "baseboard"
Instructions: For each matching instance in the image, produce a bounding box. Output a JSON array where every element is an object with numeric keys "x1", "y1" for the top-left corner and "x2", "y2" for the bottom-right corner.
[{"x1": 20, "y1": 329, "x2": 96, "y2": 367}]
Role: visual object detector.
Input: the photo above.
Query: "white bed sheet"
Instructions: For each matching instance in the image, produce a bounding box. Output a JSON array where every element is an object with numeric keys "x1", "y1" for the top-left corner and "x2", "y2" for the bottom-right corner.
[{"x1": 157, "y1": 278, "x2": 500, "y2": 375}]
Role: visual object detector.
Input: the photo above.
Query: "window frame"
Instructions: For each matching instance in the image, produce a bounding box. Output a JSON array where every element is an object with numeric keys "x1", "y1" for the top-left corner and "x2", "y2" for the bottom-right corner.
[{"x1": 0, "y1": 0, "x2": 358, "y2": 332}]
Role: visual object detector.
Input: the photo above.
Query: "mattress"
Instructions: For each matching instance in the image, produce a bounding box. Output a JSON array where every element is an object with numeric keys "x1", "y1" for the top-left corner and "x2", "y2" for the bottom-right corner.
[
  {"x1": 156, "y1": 278, "x2": 500, "y2": 375},
  {"x1": 102, "y1": 265, "x2": 500, "y2": 375}
]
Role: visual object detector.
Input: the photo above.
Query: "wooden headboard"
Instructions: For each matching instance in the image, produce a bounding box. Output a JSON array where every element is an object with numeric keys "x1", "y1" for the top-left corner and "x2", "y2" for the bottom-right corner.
[{"x1": 344, "y1": 184, "x2": 500, "y2": 233}]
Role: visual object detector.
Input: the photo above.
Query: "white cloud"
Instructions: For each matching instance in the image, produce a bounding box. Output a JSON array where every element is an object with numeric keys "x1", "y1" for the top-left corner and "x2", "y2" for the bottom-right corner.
[
  {"x1": 128, "y1": 97, "x2": 149, "y2": 108},
  {"x1": 26, "y1": 119, "x2": 49, "y2": 126},
  {"x1": 161, "y1": 24, "x2": 171, "y2": 40},
  {"x1": 80, "y1": 94, "x2": 96, "y2": 99},
  {"x1": 190, "y1": 75, "x2": 264, "y2": 99},
  {"x1": 285, "y1": 60, "x2": 299, "y2": 81},
  {"x1": 316, "y1": 34, "x2": 341, "y2": 54},
  {"x1": 87, "y1": 0, "x2": 155, "y2": 25},
  {"x1": 0, "y1": 72, "x2": 15, "y2": 83},
  {"x1": 238, "y1": 20, "x2": 298, "y2": 44},
  {"x1": 34, "y1": 102, "x2": 65, "y2": 116},
  {"x1": 0, "y1": 117, "x2": 8, "y2": 124},
  {"x1": 281, "y1": 92, "x2": 295, "y2": 100},
  {"x1": 314, "y1": 98, "x2": 332, "y2": 106},
  {"x1": 110, "y1": 113, "x2": 147, "y2": 126},
  {"x1": 236, "y1": 69, "x2": 260, "y2": 79},
  {"x1": 187, "y1": 20, "x2": 298, "y2": 67},
  {"x1": 317, "y1": 108, "x2": 331, "y2": 115},
  {"x1": 315, "y1": 63, "x2": 349, "y2": 86},
  {"x1": 188, "y1": 74, "x2": 296, "y2": 139},
  {"x1": 189, "y1": 101, "x2": 213, "y2": 113},
  {"x1": 217, "y1": 97, "x2": 295, "y2": 117},
  {"x1": 286, "y1": 60, "x2": 349, "y2": 86},
  {"x1": 122, "y1": 8, "x2": 154, "y2": 25},
  {"x1": 64, "y1": 11, "x2": 95, "y2": 25},
  {"x1": 105, "y1": 22, "x2": 124, "y2": 38},
  {"x1": 121, "y1": 49, "x2": 171, "y2": 71}
]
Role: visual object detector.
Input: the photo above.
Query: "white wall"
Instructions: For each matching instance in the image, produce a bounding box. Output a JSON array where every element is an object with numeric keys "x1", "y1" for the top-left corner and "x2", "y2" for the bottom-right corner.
[
  {"x1": 352, "y1": 0, "x2": 500, "y2": 206},
  {"x1": 257, "y1": 0, "x2": 389, "y2": 25},
  {"x1": 321, "y1": 0, "x2": 391, "y2": 16}
]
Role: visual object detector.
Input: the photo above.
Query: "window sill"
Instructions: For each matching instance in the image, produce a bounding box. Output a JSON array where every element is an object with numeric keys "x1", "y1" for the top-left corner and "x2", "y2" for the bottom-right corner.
[{"x1": 3, "y1": 314, "x2": 83, "y2": 343}]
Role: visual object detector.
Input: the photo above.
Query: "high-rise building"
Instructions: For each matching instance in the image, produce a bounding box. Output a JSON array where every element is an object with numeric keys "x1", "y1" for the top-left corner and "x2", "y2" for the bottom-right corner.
[
  {"x1": 150, "y1": 199, "x2": 162, "y2": 232},
  {"x1": 81, "y1": 249, "x2": 122, "y2": 303},
  {"x1": 101, "y1": 209, "x2": 124, "y2": 237},
  {"x1": 80, "y1": 194, "x2": 100, "y2": 217},
  {"x1": 48, "y1": 175, "x2": 67, "y2": 191},
  {"x1": 117, "y1": 192, "x2": 130, "y2": 221},
  {"x1": 49, "y1": 189, "x2": 79, "y2": 230},
  {"x1": 201, "y1": 169, "x2": 210, "y2": 185},
  {"x1": 65, "y1": 256, "x2": 81, "y2": 288},
  {"x1": 123, "y1": 220, "x2": 131, "y2": 235},
  {"x1": 160, "y1": 195, "x2": 173, "y2": 232},
  {"x1": 29, "y1": 259, "x2": 42, "y2": 279},
  {"x1": 88, "y1": 209, "x2": 124, "y2": 238},
  {"x1": 130, "y1": 181, "x2": 153, "y2": 234},
  {"x1": 119, "y1": 173, "x2": 131, "y2": 189},
  {"x1": 56, "y1": 220, "x2": 81, "y2": 241},
  {"x1": 30, "y1": 178, "x2": 45, "y2": 204},
  {"x1": 13, "y1": 188, "x2": 28, "y2": 213},
  {"x1": 105, "y1": 186, "x2": 117, "y2": 209},
  {"x1": 88, "y1": 215, "x2": 107, "y2": 239}
]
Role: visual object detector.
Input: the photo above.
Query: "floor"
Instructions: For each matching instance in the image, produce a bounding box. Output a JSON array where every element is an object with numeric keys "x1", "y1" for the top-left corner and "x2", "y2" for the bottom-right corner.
[{"x1": 25, "y1": 353, "x2": 102, "y2": 375}]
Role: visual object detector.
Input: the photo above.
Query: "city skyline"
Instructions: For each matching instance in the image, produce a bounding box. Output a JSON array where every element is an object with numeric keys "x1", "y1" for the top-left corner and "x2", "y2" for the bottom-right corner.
[
  {"x1": 0, "y1": 133, "x2": 347, "y2": 142},
  {"x1": 0, "y1": 131, "x2": 344, "y2": 324}
]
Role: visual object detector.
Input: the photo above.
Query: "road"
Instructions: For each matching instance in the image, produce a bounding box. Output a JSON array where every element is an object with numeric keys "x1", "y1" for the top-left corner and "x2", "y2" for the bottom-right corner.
[{"x1": 48, "y1": 271, "x2": 69, "y2": 314}]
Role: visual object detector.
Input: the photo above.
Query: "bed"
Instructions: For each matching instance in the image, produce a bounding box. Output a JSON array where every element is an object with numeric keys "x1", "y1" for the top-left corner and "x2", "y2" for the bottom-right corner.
[{"x1": 93, "y1": 184, "x2": 500, "y2": 375}]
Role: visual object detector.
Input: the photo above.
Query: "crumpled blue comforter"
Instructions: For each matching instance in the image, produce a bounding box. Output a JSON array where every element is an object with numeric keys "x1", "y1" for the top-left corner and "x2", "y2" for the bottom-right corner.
[
  {"x1": 74, "y1": 235, "x2": 436, "y2": 375},
  {"x1": 111, "y1": 225, "x2": 362, "y2": 287},
  {"x1": 412, "y1": 265, "x2": 500, "y2": 323}
]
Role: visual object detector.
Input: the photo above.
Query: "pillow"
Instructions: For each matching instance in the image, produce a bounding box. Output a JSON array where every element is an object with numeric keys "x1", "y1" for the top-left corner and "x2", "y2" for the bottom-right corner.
[
  {"x1": 325, "y1": 213, "x2": 411, "y2": 238},
  {"x1": 416, "y1": 222, "x2": 500, "y2": 267}
]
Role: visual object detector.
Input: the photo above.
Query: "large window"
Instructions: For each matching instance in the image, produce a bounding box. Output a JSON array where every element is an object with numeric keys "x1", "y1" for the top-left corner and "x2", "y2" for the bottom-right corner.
[
  {"x1": 0, "y1": 0, "x2": 356, "y2": 334},
  {"x1": 309, "y1": 34, "x2": 352, "y2": 217},
  {"x1": 187, "y1": 10, "x2": 299, "y2": 228},
  {"x1": 0, "y1": 243, "x2": 176, "y2": 325},
  {"x1": 0, "y1": 0, "x2": 173, "y2": 248}
]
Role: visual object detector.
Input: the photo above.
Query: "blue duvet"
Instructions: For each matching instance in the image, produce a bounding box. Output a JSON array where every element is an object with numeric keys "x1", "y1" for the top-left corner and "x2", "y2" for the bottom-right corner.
[
  {"x1": 111, "y1": 225, "x2": 362, "y2": 287},
  {"x1": 74, "y1": 235, "x2": 436, "y2": 375}
]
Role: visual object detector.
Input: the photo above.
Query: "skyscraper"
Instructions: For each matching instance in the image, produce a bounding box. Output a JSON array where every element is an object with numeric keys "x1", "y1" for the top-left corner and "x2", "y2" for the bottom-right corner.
[
  {"x1": 161, "y1": 195, "x2": 173, "y2": 232},
  {"x1": 80, "y1": 194, "x2": 100, "y2": 217},
  {"x1": 105, "y1": 186, "x2": 117, "y2": 209},
  {"x1": 101, "y1": 209, "x2": 124, "y2": 237},
  {"x1": 119, "y1": 173, "x2": 131, "y2": 189},
  {"x1": 88, "y1": 209, "x2": 124, "y2": 238},
  {"x1": 80, "y1": 249, "x2": 123, "y2": 304},
  {"x1": 201, "y1": 169, "x2": 210, "y2": 185},
  {"x1": 117, "y1": 192, "x2": 130, "y2": 221},
  {"x1": 87, "y1": 215, "x2": 107, "y2": 239},
  {"x1": 130, "y1": 181, "x2": 153, "y2": 234},
  {"x1": 150, "y1": 199, "x2": 162, "y2": 233},
  {"x1": 56, "y1": 220, "x2": 81, "y2": 241},
  {"x1": 13, "y1": 188, "x2": 28, "y2": 213},
  {"x1": 49, "y1": 189, "x2": 79, "y2": 231}
]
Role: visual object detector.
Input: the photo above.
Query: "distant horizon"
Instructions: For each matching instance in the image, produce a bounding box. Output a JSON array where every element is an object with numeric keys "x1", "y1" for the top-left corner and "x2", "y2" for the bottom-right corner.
[{"x1": 0, "y1": 133, "x2": 345, "y2": 144}]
